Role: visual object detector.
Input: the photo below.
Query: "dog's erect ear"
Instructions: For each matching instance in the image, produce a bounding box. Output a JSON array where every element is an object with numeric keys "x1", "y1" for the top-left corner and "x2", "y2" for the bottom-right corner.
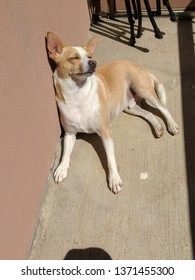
[
  {"x1": 47, "y1": 32, "x2": 63, "y2": 57},
  {"x1": 85, "y1": 37, "x2": 99, "y2": 55}
]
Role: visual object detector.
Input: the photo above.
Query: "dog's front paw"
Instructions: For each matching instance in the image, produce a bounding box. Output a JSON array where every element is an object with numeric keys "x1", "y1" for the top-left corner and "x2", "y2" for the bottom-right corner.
[
  {"x1": 154, "y1": 124, "x2": 164, "y2": 138},
  {"x1": 54, "y1": 164, "x2": 68, "y2": 183},
  {"x1": 168, "y1": 121, "x2": 179, "y2": 135},
  {"x1": 108, "y1": 172, "x2": 123, "y2": 194}
]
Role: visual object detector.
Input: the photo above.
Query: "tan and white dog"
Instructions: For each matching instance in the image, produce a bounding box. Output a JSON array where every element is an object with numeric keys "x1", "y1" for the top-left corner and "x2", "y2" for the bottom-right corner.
[{"x1": 47, "y1": 32, "x2": 178, "y2": 194}]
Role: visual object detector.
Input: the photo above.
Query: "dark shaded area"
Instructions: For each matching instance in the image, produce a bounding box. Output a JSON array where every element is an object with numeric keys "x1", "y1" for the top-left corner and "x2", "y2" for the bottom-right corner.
[
  {"x1": 45, "y1": 36, "x2": 56, "y2": 73},
  {"x1": 90, "y1": 18, "x2": 150, "y2": 52},
  {"x1": 64, "y1": 247, "x2": 112, "y2": 260},
  {"x1": 178, "y1": 13, "x2": 195, "y2": 258},
  {"x1": 45, "y1": 36, "x2": 65, "y2": 138},
  {"x1": 77, "y1": 133, "x2": 109, "y2": 186}
]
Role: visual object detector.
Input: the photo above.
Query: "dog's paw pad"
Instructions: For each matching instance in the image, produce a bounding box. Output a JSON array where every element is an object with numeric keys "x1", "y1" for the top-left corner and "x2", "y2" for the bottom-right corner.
[{"x1": 54, "y1": 165, "x2": 68, "y2": 183}]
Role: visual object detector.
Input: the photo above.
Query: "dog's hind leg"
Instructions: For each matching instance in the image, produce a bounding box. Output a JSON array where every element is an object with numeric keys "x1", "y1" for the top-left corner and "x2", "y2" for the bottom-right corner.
[
  {"x1": 131, "y1": 83, "x2": 179, "y2": 135},
  {"x1": 124, "y1": 103, "x2": 164, "y2": 137},
  {"x1": 144, "y1": 95, "x2": 179, "y2": 135}
]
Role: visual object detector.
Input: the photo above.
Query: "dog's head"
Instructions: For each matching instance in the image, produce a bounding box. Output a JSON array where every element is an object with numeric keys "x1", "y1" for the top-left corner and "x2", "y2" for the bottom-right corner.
[{"x1": 46, "y1": 32, "x2": 98, "y2": 81}]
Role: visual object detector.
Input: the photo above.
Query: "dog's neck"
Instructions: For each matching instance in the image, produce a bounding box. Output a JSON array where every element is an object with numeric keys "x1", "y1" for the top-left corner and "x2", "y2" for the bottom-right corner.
[{"x1": 54, "y1": 71, "x2": 96, "y2": 104}]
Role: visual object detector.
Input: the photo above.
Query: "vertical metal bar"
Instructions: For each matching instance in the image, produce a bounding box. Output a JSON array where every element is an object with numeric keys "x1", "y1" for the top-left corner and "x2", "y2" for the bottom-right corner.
[
  {"x1": 144, "y1": 0, "x2": 163, "y2": 39},
  {"x1": 156, "y1": 0, "x2": 161, "y2": 15},
  {"x1": 124, "y1": 0, "x2": 136, "y2": 45}
]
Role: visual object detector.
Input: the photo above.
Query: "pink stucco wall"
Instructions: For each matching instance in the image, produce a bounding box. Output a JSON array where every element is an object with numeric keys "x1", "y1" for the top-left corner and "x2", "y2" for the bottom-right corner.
[{"x1": 0, "y1": 0, "x2": 90, "y2": 259}]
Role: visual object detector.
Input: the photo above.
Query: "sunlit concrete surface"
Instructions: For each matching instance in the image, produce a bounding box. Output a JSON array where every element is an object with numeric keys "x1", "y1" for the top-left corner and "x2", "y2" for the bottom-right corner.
[{"x1": 29, "y1": 17, "x2": 195, "y2": 260}]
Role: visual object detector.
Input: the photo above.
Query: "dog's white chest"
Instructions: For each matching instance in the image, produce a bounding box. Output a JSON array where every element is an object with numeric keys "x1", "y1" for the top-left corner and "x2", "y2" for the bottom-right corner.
[
  {"x1": 63, "y1": 100, "x2": 99, "y2": 133},
  {"x1": 57, "y1": 76, "x2": 100, "y2": 134}
]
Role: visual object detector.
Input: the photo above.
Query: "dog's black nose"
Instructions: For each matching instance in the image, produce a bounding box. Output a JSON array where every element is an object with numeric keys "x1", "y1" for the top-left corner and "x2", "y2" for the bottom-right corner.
[{"x1": 88, "y1": 59, "x2": 97, "y2": 68}]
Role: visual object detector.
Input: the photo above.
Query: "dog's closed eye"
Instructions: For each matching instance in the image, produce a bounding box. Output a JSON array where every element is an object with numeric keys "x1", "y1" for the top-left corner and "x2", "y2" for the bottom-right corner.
[{"x1": 69, "y1": 56, "x2": 80, "y2": 61}]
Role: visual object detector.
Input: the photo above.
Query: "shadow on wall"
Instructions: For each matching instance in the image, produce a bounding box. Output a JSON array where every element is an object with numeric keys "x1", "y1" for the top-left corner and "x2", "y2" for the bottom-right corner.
[
  {"x1": 64, "y1": 247, "x2": 112, "y2": 260},
  {"x1": 178, "y1": 3, "x2": 195, "y2": 259}
]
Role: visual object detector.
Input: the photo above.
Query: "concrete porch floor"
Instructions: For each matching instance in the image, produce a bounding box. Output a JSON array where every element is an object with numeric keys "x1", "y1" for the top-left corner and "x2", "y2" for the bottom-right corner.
[{"x1": 29, "y1": 16, "x2": 195, "y2": 260}]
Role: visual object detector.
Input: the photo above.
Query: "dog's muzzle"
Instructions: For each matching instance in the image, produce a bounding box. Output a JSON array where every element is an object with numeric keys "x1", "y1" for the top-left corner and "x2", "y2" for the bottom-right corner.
[{"x1": 76, "y1": 60, "x2": 97, "y2": 76}]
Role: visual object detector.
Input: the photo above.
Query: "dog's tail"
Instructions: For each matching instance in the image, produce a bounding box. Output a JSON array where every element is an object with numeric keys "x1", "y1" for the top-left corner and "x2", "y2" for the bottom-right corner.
[{"x1": 150, "y1": 73, "x2": 167, "y2": 105}]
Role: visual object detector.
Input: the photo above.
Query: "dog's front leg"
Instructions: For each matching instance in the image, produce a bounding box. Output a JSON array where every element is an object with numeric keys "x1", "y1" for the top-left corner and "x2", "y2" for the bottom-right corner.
[
  {"x1": 54, "y1": 133, "x2": 76, "y2": 183},
  {"x1": 101, "y1": 136, "x2": 123, "y2": 194}
]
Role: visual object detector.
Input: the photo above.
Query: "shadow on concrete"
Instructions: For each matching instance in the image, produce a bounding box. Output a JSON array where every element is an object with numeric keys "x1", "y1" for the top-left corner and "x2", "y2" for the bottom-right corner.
[
  {"x1": 77, "y1": 133, "x2": 109, "y2": 182},
  {"x1": 178, "y1": 10, "x2": 195, "y2": 258},
  {"x1": 64, "y1": 247, "x2": 112, "y2": 260},
  {"x1": 90, "y1": 18, "x2": 150, "y2": 52}
]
